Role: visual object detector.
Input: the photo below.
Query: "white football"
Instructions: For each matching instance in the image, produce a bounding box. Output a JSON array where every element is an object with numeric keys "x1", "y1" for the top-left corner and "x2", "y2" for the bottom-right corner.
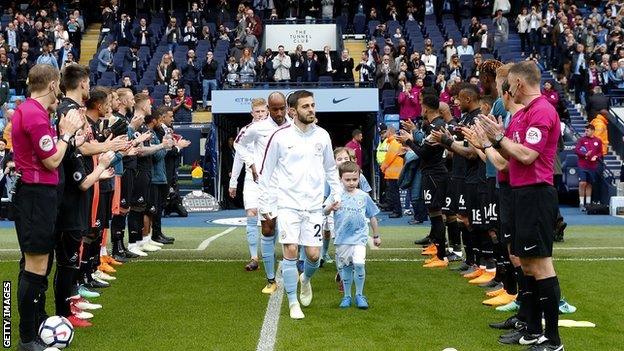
[{"x1": 39, "y1": 316, "x2": 74, "y2": 349}]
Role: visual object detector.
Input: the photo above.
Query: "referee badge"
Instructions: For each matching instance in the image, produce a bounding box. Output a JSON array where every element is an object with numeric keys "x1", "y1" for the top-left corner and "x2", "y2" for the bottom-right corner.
[
  {"x1": 39, "y1": 135, "x2": 54, "y2": 152},
  {"x1": 525, "y1": 127, "x2": 542, "y2": 145}
]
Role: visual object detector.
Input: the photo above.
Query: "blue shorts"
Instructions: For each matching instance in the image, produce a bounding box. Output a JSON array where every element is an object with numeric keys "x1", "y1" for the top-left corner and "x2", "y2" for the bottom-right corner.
[{"x1": 578, "y1": 168, "x2": 597, "y2": 184}]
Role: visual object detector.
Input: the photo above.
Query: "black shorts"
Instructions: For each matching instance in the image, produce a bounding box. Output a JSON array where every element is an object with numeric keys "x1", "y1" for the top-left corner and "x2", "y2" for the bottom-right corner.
[
  {"x1": 455, "y1": 178, "x2": 468, "y2": 215},
  {"x1": 422, "y1": 174, "x2": 448, "y2": 212},
  {"x1": 511, "y1": 184, "x2": 558, "y2": 258},
  {"x1": 442, "y1": 177, "x2": 456, "y2": 214},
  {"x1": 498, "y1": 182, "x2": 513, "y2": 244},
  {"x1": 465, "y1": 182, "x2": 488, "y2": 228},
  {"x1": 120, "y1": 168, "x2": 136, "y2": 209},
  {"x1": 55, "y1": 230, "x2": 84, "y2": 268},
  {"x1": 94, "y1": 191, "x2": 113, "y2": 230},
  {"x1": 148, "y1": 183, "x2": 168, "y2": 214},
  {"x1": 131, "y1": 170, "x2": 151, "y2": 208},
  {"x1": 14, "y1": 184, "x2": 58, "y2": 254},
  {"x1": 485, "y1": 177, "x2": 499, "y2": 230}
]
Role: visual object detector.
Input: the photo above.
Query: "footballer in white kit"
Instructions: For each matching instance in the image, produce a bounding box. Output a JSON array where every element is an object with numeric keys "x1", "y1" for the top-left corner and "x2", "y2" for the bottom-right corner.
[{"x1": 258, "y1": 90, "x2": 342, "y2": 319}]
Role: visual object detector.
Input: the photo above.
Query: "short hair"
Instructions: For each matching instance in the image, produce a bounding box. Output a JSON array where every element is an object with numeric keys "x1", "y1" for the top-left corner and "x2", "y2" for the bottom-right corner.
[
  {"x1": 251, "y1": 97, "x2": 267, "y2": 108},
  {"x1": 334, "y1": 147, "x2": 355, "y2": 160},
  {"x1": 352, "y1": 129, "x2": 362, "y2": 138},
  {"x1": 0, "y1": 138, "x2": 6, "y2": 144},
  {"x1": 496, "y1": 63, "x2": 514, "y2": 80},
  {"x1": 290, "y1": 90, "x2": 314, "y2": 109},
  {"x1": 134, "y1": 93, "x2": 150, "y2": 105},
  {"x1": 460, "y1": 83, "x2": 481, "y2": 99},
  {"x1": 586, "y1": 124, "x2": 595, "y2": 130},
  {"x1": 286, "y1": 92, "x2": 297, "y2": 108},
  {"x1": 422, "y1": 93, "x2": 440, "y2": 110},
  {"x1": 60, "y1": 64, "x2": 89, "y2": 92},
  {"x1": 338, "y1": 161, "x2": 360, "y2": 177},
  {"x1": 28, "y1": 64, "x2": 60, "y2": 94},
  {"x1": 117, "y1": 87, "x2": 133, "y2": 99},
  {"x1": 153, "y1": 105, "x2": 173, "y2": 119},
  {"x1": 480, "y1": 95, "x2": 496, "y2": 108},
  {"x1": 479, "y1": 59, "x2": 503, "y2": 78},
  {"x1": 509, "y1": 61, "x2": 541, "y2": 86},
  {"x1": 85, "y1": 86, "x2": 109, "y2": 109}
]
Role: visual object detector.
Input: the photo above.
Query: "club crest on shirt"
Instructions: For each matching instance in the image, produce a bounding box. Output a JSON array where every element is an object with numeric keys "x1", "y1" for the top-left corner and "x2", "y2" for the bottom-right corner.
[
  {"x1": 525, "y1": 127, "x2": 542, "y2": 145},
  {"x1": 39, "y1": 135, "x2": 53, "y2": 152},
  {"x1": 314, "y1": 143, "x2": 323, "y2": 155},
  {"x1": 73, "y1": 171, "x2": 83, "y2": 182},
  {"x1": 357, "y1": 199, "x2": 364, "y2": 207}
]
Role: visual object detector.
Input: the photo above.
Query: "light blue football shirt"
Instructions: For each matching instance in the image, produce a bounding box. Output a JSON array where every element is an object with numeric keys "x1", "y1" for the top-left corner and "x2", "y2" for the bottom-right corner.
[{"x1": 332, "y1": 189, "x2": 380, "y2": 246}]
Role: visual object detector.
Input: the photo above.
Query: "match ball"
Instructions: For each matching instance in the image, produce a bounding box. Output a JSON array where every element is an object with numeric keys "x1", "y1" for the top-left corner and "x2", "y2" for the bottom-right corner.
[
  {"x1": 442, "y1": 348, "x2": 458, "y2": 351},
  {"x1": 39, "y1": 316, "x2": 74, "y2": 349}
]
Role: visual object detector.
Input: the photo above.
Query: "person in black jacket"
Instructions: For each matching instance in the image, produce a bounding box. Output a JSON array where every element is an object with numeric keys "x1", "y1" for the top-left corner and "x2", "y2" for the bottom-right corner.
[
  {"x1": 201, "y1": 51, "x2": 218, "y2": 110},
  {"x1": 335, "y1": 49, "x2": 354, "y2": 82},
  {"x1": 123, "y1": 45, "x2": 141, "y2": 73},
  {"x1": 302, "y1": 49, "x2": 320, "y2": 82},
  {"x1": 14, "y1": 50, "x2": 32, "y2": 95},
  {"x1": 160, "y1": 109, "x2": 191, "y2": 217},
  {"x1": 133, "y1": 18, "x2": 154, "y2": 48},
  {"x1": 586, "y1": 86, "x2": 610, "y2": 120},
  {"x1": 182, "y1": 50, "x2": 201, "y2": 108}
]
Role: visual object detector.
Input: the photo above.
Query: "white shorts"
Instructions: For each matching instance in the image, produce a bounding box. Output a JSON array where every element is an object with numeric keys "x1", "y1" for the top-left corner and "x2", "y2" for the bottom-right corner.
[
  {"x1": 243, "y1": 177, "x2": 259, "y2": 210},
  {"x1": 277, "y1": 209, "x2": 324, "y2": 247},
  {"x1": 335, "y1": 244, "x2": 367, "y2": 269}
]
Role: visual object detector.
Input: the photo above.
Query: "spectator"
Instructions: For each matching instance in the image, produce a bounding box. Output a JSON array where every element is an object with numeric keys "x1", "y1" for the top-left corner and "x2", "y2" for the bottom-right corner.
[
  {"x1": 200, "y1": 25, "x2": 215, "y2": 45},
  {"x1": 381, "y1": 126, "x2": 404, "y2": 218},
  {"x1": 201, "y1": 52, "x2": 218, "y2": 109},
  {"x1": 255, "y1": 55, "x2": 270, "y2": 83},
  {"x1": 182, "y1": 50, "x2": 200, "y2": 104},
  {"x1": 540, "y1": 80, "x2": 559, "y2": 108},
  {"x1": 575, "y1": 124, "x2": 603, "y2": 210},
  {"x1": 376, "y1": 55, "x2": 398, "y2": 89},
  {"x1": 446, "y1": 54, "x2": 463, "y2": 81},
  {"x1": 165, "y1": 17, "x2": 182, "y2": 54},
  {"x1": 608, "y1": 59, "x2": 624, "y2": 90},
  {"x1": 355, "y1": 51, "x2": 375, "y2": 85},
  {"x1": 53, "y1": 23, "x2": 69, "y2": 51},
  {"x1": 218, "y1": 24, "x2": 232, "y2": 42},
  {"x1": 319, "y1": 45, "x2": 336, "y2": 77},
  {"x1": 421, "y1": 46, "x2": 437, "y2": 74},
  {"x1": 321, "y1": 0, "x2": 335, "y2": 20},
  {"x1": 188, "y1": 2, "x2": 204, "y2": 31},
  {"x1": 398, "y1": 81, "x2": 422, "y2": 121},
  {"x1": 528, "y1": 5, "x2": 541, "y2": 54},
  {"x1": 590, "y1": 110, "x2": 610, "y2": 155},
  {"x1": 163, "y1": 94, "x2": 174, "y2": 108},
  {"x1": 272, "y1": 45, "x2": 291, "y2": 82},
  {"x1": 493, "y1": 10, "x2": 509, "y2": 46},
  {"x1": 123, "y1": 45, "x2": 141, "y2": 73},
  {"x1": 2, "y1": 109, "x2": 12, "y2": 150},
  {"x1": 366, "y1": 40, "x2": 381, "y2": 65},
  {"x1": 471, "y1": 53, "x2": 483, "y2": 77},
  {"x1": 290, "y1": 44, "x2": 305, "y2": 82},
  {"x1": 173, "y1": 87, "x2": 193, "y2": 122},
  {"x1": 230, "y1": 38, "x2": 245, "y2": 62},
  {"x1": 242, "y1": 27, "x2": 259, "y2": 55},
  {"x1": 134, "y1": 18, "x2": 153, "y2": 48},
  {"x1": 586, "y1": 86, "x2": 610, "y2": 120},
  {"x1": 239, "y1": 48, "x2": 256, "y2": 85},
  {"x1": 60, "y1": 51, "x2": 76, "y2": 70},
  {"x1": 120, "y1": 75, "x2": 137, "y2": 94},
  {"x1": 0, "y1": 76, "x2": 7, "y2": 106},
  {"x1": 15, "y1": 51, "x2": 32, "y2": 95},
  {"x1": 115, "y1": 13, "x2": 133, "y2": 47},
  {"x1": 245, "y1": 9, "x2": 263, "y2": 38},
  {"x1": 335, "y1": 49, "x2": 354, "y2": 82},
  {"x1": 570, "y1": 43, "x2": 588, "y2": 105},
  {"x1": 302, "y1": 49, "x2": 319, "y2": 82},
  {"x1": 57, "y1": 41, "x2": 76, "y2": 69},
  {"x1": 37, "y1": 41, "x2": 59, "y2": 69},
  {"x1": 182, "y1": 20, "x2": 198, "y2": 50},
  {"x1": 587, "y1": 60, "x2": 602, "y2": 90},
  {"x1": 5, "y1": 23, "x2": 18, "y2": 54},
  {"x1": 476, "y1": 24, "x2": 494, "y2": 54},
  {"x1": 157, "y1": 53, "x2": 176, "y2": 85},
  {"x1": 345, "y1": 129, "x2": 363, "y2": 168},
  {"x1": 468, "y1": 17, "x2": 481, "y2": 45},
  {"x1": 442, "y1": 39, "x2": 457, "y2": 65},
  {"x1": 516, "y1": 7, "x2": 530, "y2": 56},
  {"x1": 226, "y1": 56, "x2": 239, "y2": 86}
]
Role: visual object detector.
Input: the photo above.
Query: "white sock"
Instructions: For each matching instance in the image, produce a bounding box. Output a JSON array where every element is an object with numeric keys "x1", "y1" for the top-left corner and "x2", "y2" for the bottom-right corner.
[
  {"x1": 100, "y1": 246, "x2": 108, "y2": 257},
  {"x1": 579, "y1": 196, "x2": 585, "y2": 206}
]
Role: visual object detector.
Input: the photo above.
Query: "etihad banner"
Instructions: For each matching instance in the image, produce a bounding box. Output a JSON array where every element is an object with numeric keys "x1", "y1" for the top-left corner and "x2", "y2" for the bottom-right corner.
[
  {"x1": 212, "y1": 88, "x2": 379, "y2": 114},
  {"x1": 265, "y1": 24, "x2": 337, "y2": 51}
]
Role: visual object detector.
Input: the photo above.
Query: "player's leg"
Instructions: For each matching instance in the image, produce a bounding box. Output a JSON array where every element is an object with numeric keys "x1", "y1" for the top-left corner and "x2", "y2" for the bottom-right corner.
[
  {"x1": 260, "y1": 217, "x2": 278, "y2": 293},
  {"x1": 335, "y1": 245, "x2": 353, "y2": 308},
  {"x1": 423, "y1": 175, "x2": 448, "y2": 268},
  {"x1": 470, "y1": 186, "x2": 496, "y2": 284},
  {"x1": 320, "y1": 213, "x2": 334, "y2": 265},
  {"x1": 352, "y1": 245, "x2": 369, "y2": 309},
  {"x1": 243, "y1": 178, "x2": 260, "y2": 270},
  {"x1": 299, "y1": 211, "x2": 324, "y2": 307},
  {"x1": 585, "y1": 170, "x2": 594, "y2": 205},
  {"x1": 278, "y1": 209, "x2": 305, "y2": 318},
  {"x1": 152, "y1": 184, "x2": 174, "y2": 245},
  {"x1": 137, "y1": 172, "x2": 160, "y2": 252}
]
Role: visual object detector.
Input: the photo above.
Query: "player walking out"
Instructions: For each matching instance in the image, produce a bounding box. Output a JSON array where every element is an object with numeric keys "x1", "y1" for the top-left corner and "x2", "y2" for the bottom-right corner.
[{"x1": 258, "y1": 90, "x2": 342, "y2": 319}]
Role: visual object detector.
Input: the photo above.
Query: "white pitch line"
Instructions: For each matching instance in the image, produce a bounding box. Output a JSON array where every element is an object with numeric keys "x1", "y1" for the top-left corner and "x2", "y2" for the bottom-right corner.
[
  {"x1": 256, "y1": 262, "x2": 283, "y2": 351},
  {"x1": 196, "y1": 227, "x2": 237, "y2": 250}
]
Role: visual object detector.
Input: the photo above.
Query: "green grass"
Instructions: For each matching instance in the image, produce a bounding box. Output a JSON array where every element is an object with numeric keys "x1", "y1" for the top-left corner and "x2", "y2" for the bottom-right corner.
[{"x1": 1, "y1": 225, "x2": 623, "y2": 350}]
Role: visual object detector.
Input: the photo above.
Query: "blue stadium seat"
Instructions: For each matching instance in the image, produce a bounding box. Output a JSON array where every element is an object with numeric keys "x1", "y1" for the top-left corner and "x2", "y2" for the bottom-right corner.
[
  {"x1": 353, "y1": 14, "x2": 366, "y2": 34},
  {"x1": 318, "y1": 75, "x2": 333, "y2": 87}
]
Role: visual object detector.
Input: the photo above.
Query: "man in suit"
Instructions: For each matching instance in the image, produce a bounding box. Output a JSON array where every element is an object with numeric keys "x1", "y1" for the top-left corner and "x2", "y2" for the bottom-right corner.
[
  {"x1": 586, "y1": 86, "x2": 610, "y2": 119},
  {"x1": 302, "y1": 49, "x2": 320, "y2": 82},
  {"x1": 318, "y1": 45, "x2": 337, "y2": 77},
  {"x1": 115, "y1": 13, "x2": 133, "y2": 46},
  {"x1": 133, "y1": 18, "x2": 153, "y2": 48},
  {"x1": 123, "y1": 45, "x2": 141, "y2": 73},
  {"x1": 571, "y1": 43, "x2": 589, "y2": 104},
  {"x1": 475, "y1": 24, "x2": 495, "y2": 54},
  {"x1": 375, "y1": 55, "x2": 398, "y2": 89},
  {"x1": 97, "y1": 40, "x2": 116, "y2": 75},
  {"x1": 56, "y1": 41, "x2": 77, "y2": 68}
]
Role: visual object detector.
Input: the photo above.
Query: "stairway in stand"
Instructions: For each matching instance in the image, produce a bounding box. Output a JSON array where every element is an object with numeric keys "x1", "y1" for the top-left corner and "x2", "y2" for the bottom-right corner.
[{"x1": 79, "y1": 23, "x2": 102, "y2": 66}]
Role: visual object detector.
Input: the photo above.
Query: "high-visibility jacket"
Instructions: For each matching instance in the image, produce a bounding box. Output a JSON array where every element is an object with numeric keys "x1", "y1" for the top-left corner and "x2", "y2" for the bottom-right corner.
[
  {"x1": 376, "y1": 138, "x2": 388, "y2": 165},
  {"x1": 380, "y1": 136, "x2": 404, "y2": 180},
  {"x1": 590, "y1": 114, "x2": 609, "y2": 155}
]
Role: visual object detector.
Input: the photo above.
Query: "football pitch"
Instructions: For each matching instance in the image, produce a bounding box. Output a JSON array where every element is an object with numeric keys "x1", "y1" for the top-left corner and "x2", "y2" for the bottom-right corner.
[{"x1": 1, "y1": 215, "x2": 624, "y2": 350}]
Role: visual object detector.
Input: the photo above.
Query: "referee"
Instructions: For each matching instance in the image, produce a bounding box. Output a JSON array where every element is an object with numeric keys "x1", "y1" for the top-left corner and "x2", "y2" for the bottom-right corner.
[
  {"x1": 479, "y1": 61, "x2": 563, "y2": 350},
  {"x1": 12, "y1": 64, "x2": 83, "y2": 351}
]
